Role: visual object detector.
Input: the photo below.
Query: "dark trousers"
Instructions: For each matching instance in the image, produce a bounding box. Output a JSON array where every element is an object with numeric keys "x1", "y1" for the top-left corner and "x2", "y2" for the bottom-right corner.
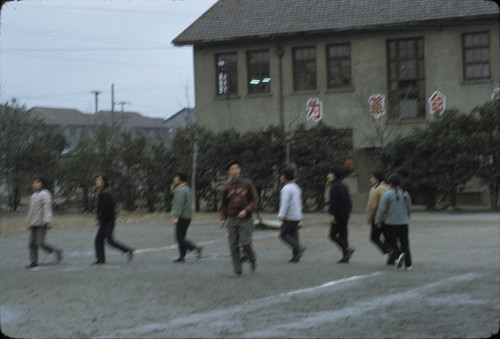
[
  {"x1": 176, "y1": 218, "x2": 196, "y2": 258},
  {"x1": 279, "y1": 220, "x2": 301, "y2": 256},
  {"x1": 95, "y1": 221, "x2": 132, "y2": 261},
  {"x1": 329, "y1": 215, "x2": 349, "y2": 253},
  {"x1": 29, "y1": 226, "x2": 61, "y2": 265},
  {"x1": 385, "y1": 224, "x2": 412, "y2": 267},
  {"x1": 370, "y1": 221, "x2": 391, "y2": 254}
]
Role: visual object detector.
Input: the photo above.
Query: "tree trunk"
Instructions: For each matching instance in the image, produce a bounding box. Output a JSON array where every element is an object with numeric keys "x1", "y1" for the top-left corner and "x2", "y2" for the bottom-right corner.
[
  {"x1": 8, "y1": 180, "x2": 21, "y2": 212},
  {"x1": 490, "y1": 182, "x2": 499, "y2": 210}
]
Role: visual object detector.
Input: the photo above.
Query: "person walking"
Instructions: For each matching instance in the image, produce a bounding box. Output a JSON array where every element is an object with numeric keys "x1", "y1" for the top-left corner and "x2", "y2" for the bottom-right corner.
[
  {"x1": 278, "y1": 168, "x2": 306, "y2": 262},
  {"x1": 365, "y1": 169, "x2": 392, "y2": 258},
  {"x1": 26, "y1": 177, "x2": 62, "y2": 268},
  {"x1": 93, "y1": 175, "x2": 134, "y2": 265},
  {"x1": 327, "y1": 165, "x2": 355, "y2": 263},
  {"x1": 220, "y1": 160, "x2": 259, "y2": 277},
  {"x1": 375, "y1": 173, "x2": 413, "y2": 271},
  {"x1": 170, "y1": 173, "x2": 202, "y2": 262}
]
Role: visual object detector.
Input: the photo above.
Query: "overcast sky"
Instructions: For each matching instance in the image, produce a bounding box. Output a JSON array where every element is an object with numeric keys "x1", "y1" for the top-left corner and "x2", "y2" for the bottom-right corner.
[{"x1": 0, "y1": 0, "x2": 218, "y2": 119}]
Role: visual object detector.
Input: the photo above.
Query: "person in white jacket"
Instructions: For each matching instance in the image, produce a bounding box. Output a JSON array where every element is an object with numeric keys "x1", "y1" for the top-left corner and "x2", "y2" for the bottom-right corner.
[
  {"x1": 26, "y1": 177, "x2": 62, "y2": 268},
  {"x1": 278, "y1": 168, "x2": 306, "y2": 262}
]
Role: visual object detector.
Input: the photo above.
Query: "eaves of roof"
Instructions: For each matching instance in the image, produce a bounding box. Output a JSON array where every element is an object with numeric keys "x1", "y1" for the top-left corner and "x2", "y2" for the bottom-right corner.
[{"x1": 172, "y1": 0, "x2": 499, "y2": 46}]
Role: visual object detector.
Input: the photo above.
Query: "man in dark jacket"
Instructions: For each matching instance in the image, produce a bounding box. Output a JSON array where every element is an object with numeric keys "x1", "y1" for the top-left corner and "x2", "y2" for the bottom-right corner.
[
  {"x1": 327, "y1": 166, "x2": 355, "y2": 263},
  {"x1": 93, "y1": 175, "x2": 134, "y2": 264}
]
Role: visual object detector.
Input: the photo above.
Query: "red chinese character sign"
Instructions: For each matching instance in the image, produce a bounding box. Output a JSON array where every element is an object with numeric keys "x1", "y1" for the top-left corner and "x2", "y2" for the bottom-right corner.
[
  {"x1": 492, "y1": 88, "x2": 500, "y2": 100},
  {"x1": 306, "y1": 97, "x2": 323, "y2": 121},
  {"x1": 428, "y1": 90, "x2": 446, "y2": 115},
  {"x1": 368, "y1": 94, "x2": 385, "y2": 119}
]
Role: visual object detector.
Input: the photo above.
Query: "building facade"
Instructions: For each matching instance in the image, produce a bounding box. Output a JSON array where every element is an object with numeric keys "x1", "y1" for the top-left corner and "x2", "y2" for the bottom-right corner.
[{"x1": 173, "y1": 0, "x2": 499, "y2": 203}]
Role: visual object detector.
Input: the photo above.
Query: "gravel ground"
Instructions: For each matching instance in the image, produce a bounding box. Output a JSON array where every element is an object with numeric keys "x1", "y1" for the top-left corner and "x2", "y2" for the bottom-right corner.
[{"x1": 0, "y1": 211, "x2": 499, "y2": 338}]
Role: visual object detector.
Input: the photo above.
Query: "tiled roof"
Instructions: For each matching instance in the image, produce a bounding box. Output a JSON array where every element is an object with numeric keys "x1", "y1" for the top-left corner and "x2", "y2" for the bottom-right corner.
[
  {"x1": 30, "y1": 107, "x2": 94, "y2": 126},
  {"x1": 96, "y1": 111, "x2": 165, "y2": 129},
  {"x1": 172, "y1": 0, "x2": 499, "y2": 46},
  {"x1": 30, "y1": 107, "x2": 166, "y2": 129}
]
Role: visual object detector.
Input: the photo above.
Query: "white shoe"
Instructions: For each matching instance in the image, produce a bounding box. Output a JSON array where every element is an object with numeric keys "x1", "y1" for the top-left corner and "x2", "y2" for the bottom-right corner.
[
  {"x1": 396, "y1": 253, "x2": 405, "y2": 269},
  {"x1": 405, "y1": 266, "x2": 413, "y2": 271}
]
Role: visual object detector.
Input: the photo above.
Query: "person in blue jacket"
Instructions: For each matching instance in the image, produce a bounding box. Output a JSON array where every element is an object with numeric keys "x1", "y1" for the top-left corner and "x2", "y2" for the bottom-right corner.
[{"x1": 375, "y1": 173, "x2": 413, "y2": 271}]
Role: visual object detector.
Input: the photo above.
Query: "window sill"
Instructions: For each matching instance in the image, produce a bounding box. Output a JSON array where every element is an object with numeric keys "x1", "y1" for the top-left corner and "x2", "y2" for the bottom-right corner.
[
  {"x1": 214, "y1": 94, "x2": 241, "y2": 100},
  {"x1": 325, "y1": 86, "x2": 355, "y2": 94},
  {"x1": 461, "y1": 78, "x2": 493, "y2": 86},
  {"x1": 292, "y1": 89, "x2": 320, "y2": 96},
  {"x1": 245, "y1": 93, "x2": 273, "y2": 99}
]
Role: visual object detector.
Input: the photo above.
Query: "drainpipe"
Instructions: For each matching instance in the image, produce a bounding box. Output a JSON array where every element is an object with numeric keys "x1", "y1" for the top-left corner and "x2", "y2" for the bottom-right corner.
[{"x1": 276, "y1": 44, "x2": 290, "y2": 164}]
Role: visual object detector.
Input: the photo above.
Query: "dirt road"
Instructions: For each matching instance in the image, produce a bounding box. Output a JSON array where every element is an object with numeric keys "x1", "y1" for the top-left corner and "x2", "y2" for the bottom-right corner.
[{"x1": 1, "y1": 212, "x2": 498, "y2": 338}]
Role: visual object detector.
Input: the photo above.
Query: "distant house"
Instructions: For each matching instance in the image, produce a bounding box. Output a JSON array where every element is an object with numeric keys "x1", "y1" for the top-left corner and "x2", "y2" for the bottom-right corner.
[
  {"x1": 164, "y1": 108, "x2": 196, "y2": 133},
  {"x1": 29, "y1": 107, "x2": 171, "y2": 148},
  {"x1": 173, "y1": 0, "x2": 499, "y2": 204}
]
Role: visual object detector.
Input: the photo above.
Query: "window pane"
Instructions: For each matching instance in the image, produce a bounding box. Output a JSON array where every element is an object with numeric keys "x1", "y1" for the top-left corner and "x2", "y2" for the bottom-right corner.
[
  {"x1": 480, "y1": 48, "x2": 489, "y2": 62},
  {"x1": 400, "y1": 99, "x2": 418, "y2": 118},
  {"x1": 465, "y1": 50, "x2": 473, "y2": 62},
  {"x1": 399, "y1": 61, "x2": 416, "y2": 79},
  {"x1": 387, "y1": 38, "x2": 424, "y2": 119},
  {"x1": 418, "y1": 60, "x2": 424, "y2": 77},
  {"x1": 247, "y1": 50, "x2": 270, "y2": 94},
  {"x1": 216, "y1": 53, "x2": 237, "y2": 95},
  {"x1": 327, "y1": 44, "x2": 351, "y2": 88},
  {"x1": 464, "y1": 35, "x2": 473, "y2": 47},
  {"x1": 472, "y1": 34, "x2": 480, "y2": 46},
  {"x1": 482, "y1": 65, "x2": 490, "y2": 77},
  {"x1": 341, "y1": 60, "x2": 350, "y2": 75},
  {"x1": 390, "y1": 62, "x2": 397, "y2": 79},
  {"x1": 463, "y1": 32, "x2": 490, "y2": 80},
  {"x1": 417, "y1": 40, "x2": 424, "y2": 57},
  {"x1": 294, "y1": 47, "x2": 316, "y2": 90},
  {"x1": 480, "y1": 33, "x2": 489, "y2": 45}
]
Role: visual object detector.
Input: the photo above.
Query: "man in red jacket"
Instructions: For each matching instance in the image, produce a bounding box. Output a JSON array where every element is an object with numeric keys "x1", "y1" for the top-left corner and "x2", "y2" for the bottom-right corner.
[{"x1": 220, "y1": 160, "x2": 259, "y2": 277}]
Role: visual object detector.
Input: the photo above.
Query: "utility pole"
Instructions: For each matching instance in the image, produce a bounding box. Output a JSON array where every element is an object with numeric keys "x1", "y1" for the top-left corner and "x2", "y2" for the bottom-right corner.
[
  {"x1": 111, "y1": 83, "x2": 115, "y2": 112},
  {"x1": 90, "y1": 90, "x2": 101, "y2": 113},
  {"x1": 191, "y1": 140, "x2": 199, "y2": 211},
  {"x1": 117, "y1": 101, "x2": 130, "y2": 112}
]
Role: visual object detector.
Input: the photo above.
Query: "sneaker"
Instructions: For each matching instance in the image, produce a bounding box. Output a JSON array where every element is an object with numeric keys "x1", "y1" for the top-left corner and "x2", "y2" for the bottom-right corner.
[
  {"x1": 344, "y1": 247, "x2": 355, "y2": 261},
  {"x1": 230, "y1": 271, "x2": 242, "y2": 278},
  {"x1": 55, "y1": 250, "x2": 63, "y2": 264},
  {"x1": 405, "y1": 266, "x2": 413, "y2": 272},
  {"x1": 172, "y1": 257, "x2": 185, "y2": 263},
  {"x1": 195, "y1": 246, "x2": 203, "y2": 260},
  {"x1": 396, "y1": 253, "x2": 405, "y2": 269},
  {"x1": 288, "y1": 258, "x2": 300, "y2": 263},
  {"x1": 250, "y1": 260, "x2": 257, "y2": 272},
  {"x1": 92, "y1": 260, "x2": 105, "y2": 265},
  {"x1": 26, "y1": 263, "x2": 38, "y2": 269},
  {"x1": 126, "y1": 249, "x2": 134, "y2": 262},
  {"x1": 337, "y1": 257, "x2": 349, "y2": 263}
]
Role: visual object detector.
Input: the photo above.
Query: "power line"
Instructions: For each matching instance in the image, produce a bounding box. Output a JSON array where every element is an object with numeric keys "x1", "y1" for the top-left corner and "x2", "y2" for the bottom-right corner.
[{"x1": 2, "y1": 46, "x2": 179, "y2": 52}]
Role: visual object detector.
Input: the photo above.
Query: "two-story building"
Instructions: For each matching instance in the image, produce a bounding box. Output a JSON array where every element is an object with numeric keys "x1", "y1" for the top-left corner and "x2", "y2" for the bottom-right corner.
[{"x1": 173, "y1": 0, "x2": 499, "y2": 204}]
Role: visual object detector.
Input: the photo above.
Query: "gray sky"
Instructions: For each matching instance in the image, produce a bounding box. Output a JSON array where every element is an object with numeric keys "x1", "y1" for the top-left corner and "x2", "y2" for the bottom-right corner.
[{"x1": 0, "y1": 0, "x2": 218, "y2": 119}]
